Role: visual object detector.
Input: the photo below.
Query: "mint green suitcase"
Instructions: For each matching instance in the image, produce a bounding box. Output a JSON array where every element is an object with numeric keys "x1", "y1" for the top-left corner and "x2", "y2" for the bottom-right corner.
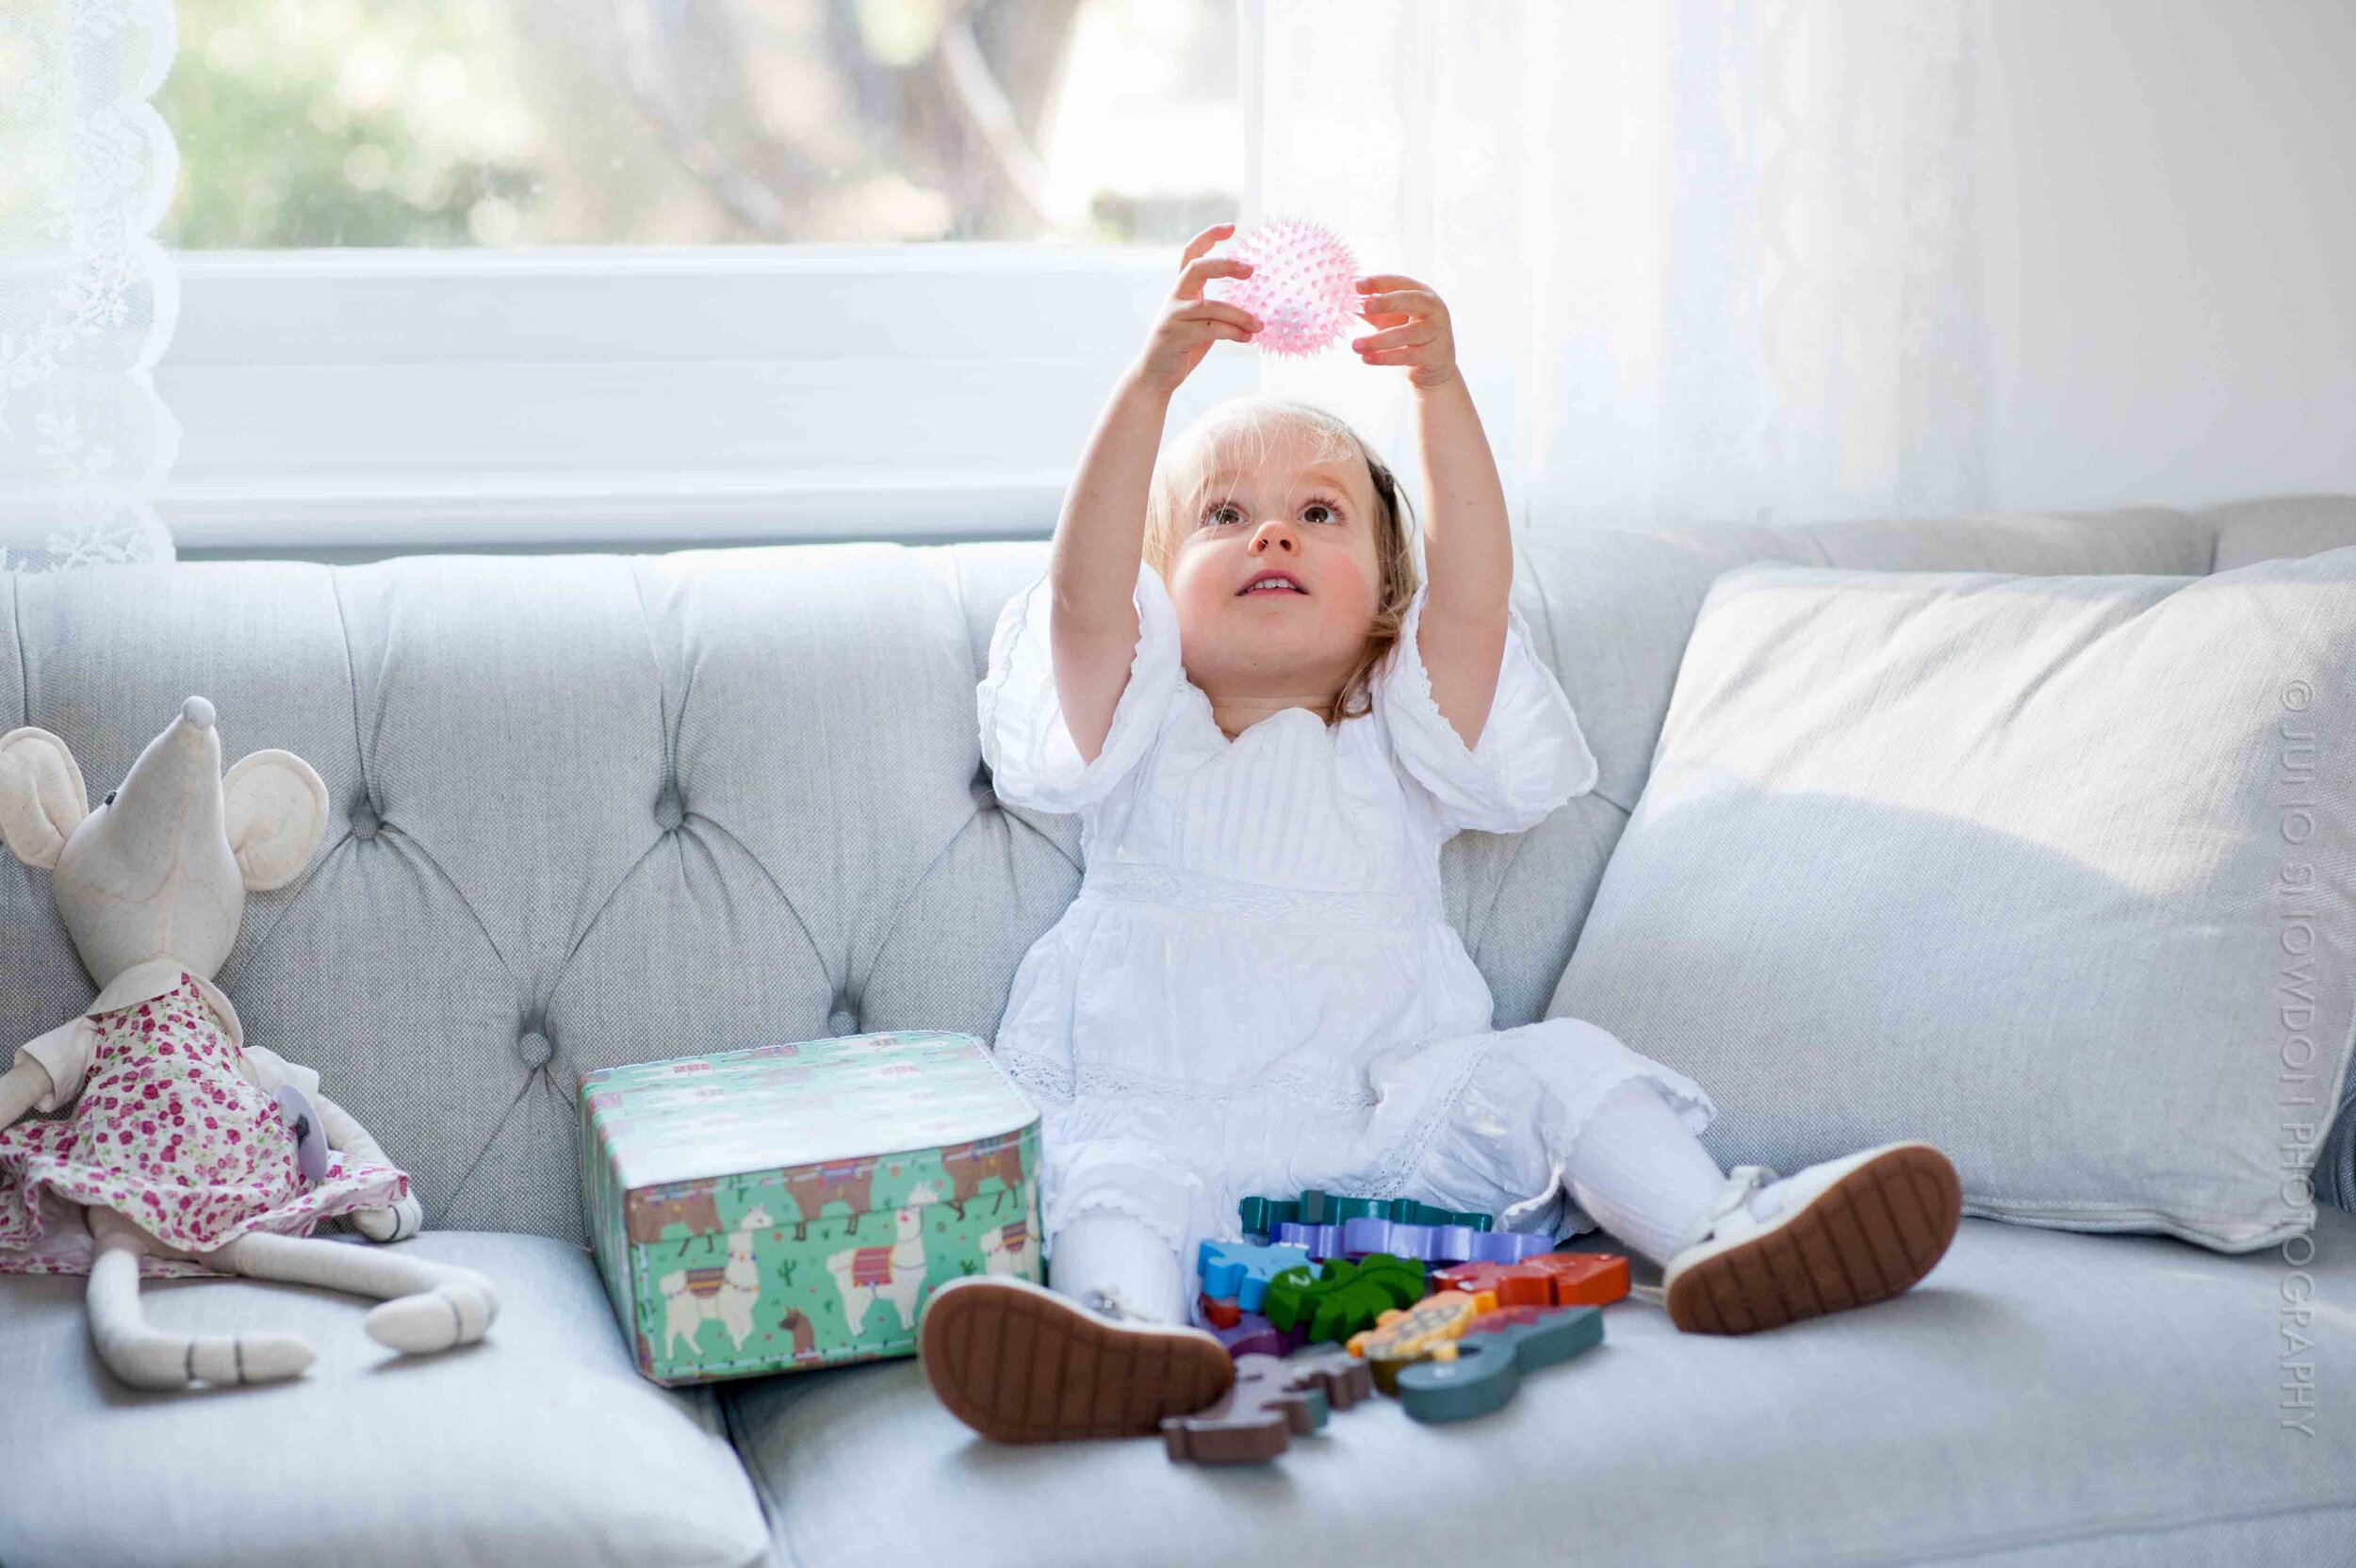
[{"x1": 578, "y1": 1030, "x2": 1042, "y2": 1387}]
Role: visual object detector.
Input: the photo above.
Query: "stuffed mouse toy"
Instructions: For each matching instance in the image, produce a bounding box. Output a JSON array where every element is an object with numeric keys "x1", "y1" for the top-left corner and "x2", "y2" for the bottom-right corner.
[{"x1": 0, "y1": 695, "x2": 499, "y2": 1390}]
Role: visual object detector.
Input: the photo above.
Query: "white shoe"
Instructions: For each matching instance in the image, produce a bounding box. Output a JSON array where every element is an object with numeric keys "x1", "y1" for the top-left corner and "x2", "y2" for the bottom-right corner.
[
  {"x1": 918, "y1": 1274, "x2": 1233, "y2": 1442},
  {"x1": 1661, "y1": 1142, "x2": 1962, "y2": 1334}
]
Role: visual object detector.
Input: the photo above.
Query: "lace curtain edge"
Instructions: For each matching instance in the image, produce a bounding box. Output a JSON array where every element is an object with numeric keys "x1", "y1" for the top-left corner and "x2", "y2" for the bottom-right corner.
[{"x1": 1, "y1": 0, "x2": 182, "y2": 571}]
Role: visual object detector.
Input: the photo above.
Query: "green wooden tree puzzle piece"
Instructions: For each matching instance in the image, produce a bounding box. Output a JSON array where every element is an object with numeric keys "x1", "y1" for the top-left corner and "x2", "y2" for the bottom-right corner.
[{"x1": 1262, "y1": 1252, "x2": 1427, "y2": 1343}]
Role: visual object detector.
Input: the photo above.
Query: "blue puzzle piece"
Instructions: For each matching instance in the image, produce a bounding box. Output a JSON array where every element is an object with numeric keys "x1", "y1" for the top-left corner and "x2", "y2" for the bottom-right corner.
[{"x1": 1198, "y1": 1240, "x2": 1314, "y2": 1312}]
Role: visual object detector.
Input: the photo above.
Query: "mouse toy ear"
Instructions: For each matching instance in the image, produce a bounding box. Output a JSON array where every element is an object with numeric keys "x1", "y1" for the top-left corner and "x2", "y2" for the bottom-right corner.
[
  {"x1": 223, "y1": 748, "x2": 330, "y2": 891},
  {"x1": 0, "y1": 727, "x2": 90, "y2": 871}
]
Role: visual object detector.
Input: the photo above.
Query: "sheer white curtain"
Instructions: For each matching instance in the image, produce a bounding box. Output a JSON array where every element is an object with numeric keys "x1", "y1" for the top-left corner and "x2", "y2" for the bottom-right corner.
[
  {"x1": 0, "y1": 0, "x2": 181, "y2": 571},
  {"x1": 1241, "y1": 0, "x2": 1990, "y2": 536}
]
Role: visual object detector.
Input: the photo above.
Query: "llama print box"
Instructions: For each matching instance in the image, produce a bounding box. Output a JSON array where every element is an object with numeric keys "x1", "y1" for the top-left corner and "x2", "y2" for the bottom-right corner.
[{"x1": 577, "y1": 1030, "x2": 1042, "y2": 1387}]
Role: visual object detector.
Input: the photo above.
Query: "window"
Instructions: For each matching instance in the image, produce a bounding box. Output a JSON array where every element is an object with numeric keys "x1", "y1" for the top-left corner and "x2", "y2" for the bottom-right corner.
[{"x1": 153, "y1": 0, "x2": 1254, "y2": 554}]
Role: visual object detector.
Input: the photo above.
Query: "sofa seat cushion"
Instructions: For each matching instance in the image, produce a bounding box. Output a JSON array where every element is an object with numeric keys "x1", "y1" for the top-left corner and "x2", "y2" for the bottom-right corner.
[
  {"x1": 726, "y1": 1210, "x2": 2356, "y2": 1568},
  {"x1": 0, "y1": 1230, "x2": 770, "y2": 1568}
]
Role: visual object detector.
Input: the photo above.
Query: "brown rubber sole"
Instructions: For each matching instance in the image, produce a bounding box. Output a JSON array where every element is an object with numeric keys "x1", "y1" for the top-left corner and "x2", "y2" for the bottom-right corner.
[
  {"x1": 918, "y1": 1275, "x2": 1235, "y2": 1442},
  {"x1": 1665, "y1": 1143, "x2": 1963, "y2": 1334}
]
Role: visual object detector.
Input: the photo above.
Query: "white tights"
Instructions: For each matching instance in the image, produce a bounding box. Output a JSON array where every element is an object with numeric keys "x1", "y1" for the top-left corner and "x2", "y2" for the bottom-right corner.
[
  {"x1": 1559, "y1": 1077, "x2": 1732, "y2": 1265},
  {"x1": 1046, "y1": 1207, "x2": 1188, "y2": 1323},
  {"x1": 1044, "y1": 1077, "x2": 1731, "y2": 1325}
]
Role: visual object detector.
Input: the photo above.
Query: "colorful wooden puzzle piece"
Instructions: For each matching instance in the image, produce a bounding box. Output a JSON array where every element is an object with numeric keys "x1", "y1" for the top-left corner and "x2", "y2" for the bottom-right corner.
[
  {"x1": 1161, "y1": 1349, "x2": 1376, "y2": 1463},
  {"x1": 1243, "y1": 1191, "x2": 1494, "y2": 1240},
  {"x1": 1211, "y1": 1312, "x2": 1302, "y2": 1360},
  {"x1": 1432, "y1": 1250, "x2": 1630, "y2": 1309},
  {"x1": 1197, "y1": 1239, "x2": 1313, "y2": 1312},
  {"x1": 1236, "y1": 1197, "x2": 1301, "y2": 1236},
  {"x1": 1394, "y1": 1305, "x2": 1604, "y2": 1423},
  {"x1": 1262, "y1": 1252, "x2": 1428, "y2": 1344},
  {"x1": 1343, "y1": 1288, "x2": 1497, "y2": 1393},
  {"x1": 1272, "y1": 1217, "x2": 1556, "y2": 1267}
]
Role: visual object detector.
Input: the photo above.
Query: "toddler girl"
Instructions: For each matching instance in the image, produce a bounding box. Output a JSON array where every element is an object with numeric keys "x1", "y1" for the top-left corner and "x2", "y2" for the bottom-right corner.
[{"x1": 920, "y1": 222, "x2": 1961, "y2": 1442}]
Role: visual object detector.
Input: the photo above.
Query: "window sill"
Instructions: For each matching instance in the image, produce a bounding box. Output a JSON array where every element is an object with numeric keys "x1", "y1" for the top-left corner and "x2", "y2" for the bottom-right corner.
[{"x1": 155, "y1": 245, "x2": 1256, "y2": 555}]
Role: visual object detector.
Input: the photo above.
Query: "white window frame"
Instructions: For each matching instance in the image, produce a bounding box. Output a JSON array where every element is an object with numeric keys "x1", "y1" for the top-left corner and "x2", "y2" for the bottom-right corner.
[{"x1": 157, "y1": 244, "x2": 1259, "y2": 554}]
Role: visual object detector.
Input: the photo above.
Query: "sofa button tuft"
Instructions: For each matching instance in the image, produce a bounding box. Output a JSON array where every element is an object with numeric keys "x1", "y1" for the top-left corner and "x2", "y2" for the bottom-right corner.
[
  {"x1": 351, "y1": 803, "x2": 380, "y2": 840},
  {"x1": 517, "y1": 1028, "x2": 553, "y2": 1069},
  {"x1": 826, "y1": 1005, "x2": 859, "y2": 1037},
  {"x1": 653, "y1": 788, "x2": 683, "y2": 831}
]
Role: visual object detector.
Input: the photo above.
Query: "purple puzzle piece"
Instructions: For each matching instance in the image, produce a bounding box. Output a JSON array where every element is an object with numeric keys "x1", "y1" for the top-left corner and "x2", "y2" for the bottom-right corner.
[
  {"x1": 1464, "y1": 1230, "x2": 1552, "y2": 1265},
  {"x1": 1319, "y1": 1217, "x2": 1521, "y2": 1266},
  {"x1": 1338, "y1": 1217, "x2": 1414, "y2": 1259},
  {"x1": 1334, "y1": 1217, "x2": 1482, "y2": 1263},
  {"x1": 1274, "y1": 1221, "x2": 1345, "y2": 1259},
  {"x1": 1428, "y1": 1224, "x2": 1481, "y2": 1261},
  {"x1": 1213, "y1": 1313, "x2": 1307, "y2": 1360},
  {"x1": 1278, "y1": 1217, "x2": 1556, "y2": 1266}
]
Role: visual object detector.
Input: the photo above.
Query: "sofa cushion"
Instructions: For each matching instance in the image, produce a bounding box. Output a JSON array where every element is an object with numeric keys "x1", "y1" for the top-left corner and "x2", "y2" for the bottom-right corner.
[
  {"x1": 0, "y1": 1231, "x2": 770, "y2": 1568},
  {"x1": 723, "y1": 1209, "x2": 2356, "y2": 1568},
  {"x1": 1549, "y1": 545, "x2": 2356, "y2": 1251}
]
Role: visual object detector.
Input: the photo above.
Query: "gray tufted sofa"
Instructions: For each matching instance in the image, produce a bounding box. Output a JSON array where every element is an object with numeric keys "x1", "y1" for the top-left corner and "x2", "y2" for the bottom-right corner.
[{"x1": 5, "y1": 495, "x2": 2355, "y2": 1568}]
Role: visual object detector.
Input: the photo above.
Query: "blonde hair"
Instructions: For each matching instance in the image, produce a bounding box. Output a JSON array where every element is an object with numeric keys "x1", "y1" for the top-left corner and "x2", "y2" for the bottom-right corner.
[{"x1": 1141, "y1": 395, "x2": 1421, "y2": 725}]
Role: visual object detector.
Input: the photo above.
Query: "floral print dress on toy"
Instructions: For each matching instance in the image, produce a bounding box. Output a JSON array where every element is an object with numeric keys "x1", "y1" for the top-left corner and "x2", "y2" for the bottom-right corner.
[{"x1": 0, "y1": 962, "x2": 411, "y2": 1279}]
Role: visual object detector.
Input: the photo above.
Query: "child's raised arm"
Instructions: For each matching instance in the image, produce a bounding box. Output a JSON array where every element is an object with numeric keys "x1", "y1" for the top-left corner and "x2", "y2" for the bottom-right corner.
[
  {"x1": 1050, "y1": 222, "x2": 1262, "y2": 764},
  {"x1": 1350, "y1": 273, "x2": 1514, "y2": 752}
]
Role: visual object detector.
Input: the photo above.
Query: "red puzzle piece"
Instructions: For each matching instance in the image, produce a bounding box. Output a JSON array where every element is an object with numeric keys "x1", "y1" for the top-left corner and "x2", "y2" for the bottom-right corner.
[{"x1": 1432, "y1": 1251, "x2": 1628, "y2": 1310}]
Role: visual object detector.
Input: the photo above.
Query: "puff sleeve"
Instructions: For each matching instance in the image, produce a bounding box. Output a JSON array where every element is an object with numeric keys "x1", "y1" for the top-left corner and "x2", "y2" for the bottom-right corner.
[
  {"x1": 13, "y1": 1016, "x2": 97, "y2": 1113},
  {"x1": 1373, "y1": 580, "x2": 1600, "y2": 836},
  {"x1": 976, "y1": 558, "x2": 1186, "y2": 815}
]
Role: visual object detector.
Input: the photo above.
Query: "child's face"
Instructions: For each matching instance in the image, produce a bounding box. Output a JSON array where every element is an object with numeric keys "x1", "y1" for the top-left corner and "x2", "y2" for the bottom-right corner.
[{"x1": 1166, "y1": 427, "x2": 1385, "y2": 712}]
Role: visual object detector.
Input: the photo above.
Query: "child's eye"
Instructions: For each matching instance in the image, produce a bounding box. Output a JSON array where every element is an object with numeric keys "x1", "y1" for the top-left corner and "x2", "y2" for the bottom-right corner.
[{"x1": 1200, "y1": 497, "x2": 1344, "y2": 529}]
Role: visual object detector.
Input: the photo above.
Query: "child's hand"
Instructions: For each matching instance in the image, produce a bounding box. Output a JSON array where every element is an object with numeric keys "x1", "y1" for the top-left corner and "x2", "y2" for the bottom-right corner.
[
  {"x1": 1128, "y1": 221, "x2": 1264, "y2": 398},
  {"x1": 1352, "y1": 273, "x2": 1460, "y2": 391}
]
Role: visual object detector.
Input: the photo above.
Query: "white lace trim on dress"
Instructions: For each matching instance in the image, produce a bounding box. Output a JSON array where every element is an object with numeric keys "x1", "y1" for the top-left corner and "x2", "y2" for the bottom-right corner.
[{"x1": 1351, "y1": 1039, "x2": 1498, "y2": 1201}]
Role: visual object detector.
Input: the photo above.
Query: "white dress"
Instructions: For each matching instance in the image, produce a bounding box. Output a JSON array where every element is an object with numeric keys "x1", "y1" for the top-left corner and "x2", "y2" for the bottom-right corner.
[{"x1": 977, "y1": 560, "x2": 1716, "y2": 1299}]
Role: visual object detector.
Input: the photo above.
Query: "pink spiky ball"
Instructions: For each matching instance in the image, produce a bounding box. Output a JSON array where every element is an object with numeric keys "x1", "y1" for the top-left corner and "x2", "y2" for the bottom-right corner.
[{"x1": 1203, "y1": 217, "x2": 1361, "y2": 359}]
